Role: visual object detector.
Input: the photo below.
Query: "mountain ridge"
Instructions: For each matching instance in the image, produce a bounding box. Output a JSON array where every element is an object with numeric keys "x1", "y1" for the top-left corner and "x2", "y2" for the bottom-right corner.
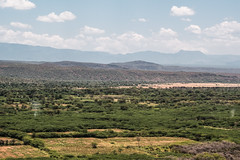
[
  {"x1": 1, "y1": 42, "x2": 240, "y2": 68},
  {"x1": 1, "y1": 59, "x2": 240, "y2": 74},
  {"x1": 52, "y1": 60, "x2": 240, "y2": 74},
  {"x1": 0, "y1": 60, "x2": 239, "y2": 83}
]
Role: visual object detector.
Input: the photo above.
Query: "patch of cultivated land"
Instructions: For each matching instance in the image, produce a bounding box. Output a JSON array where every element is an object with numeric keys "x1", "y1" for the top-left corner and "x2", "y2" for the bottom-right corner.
[
  {"x1": 0, "y1": 145, "x2": 49, "y2": 159},
  {"x1": 43, "y1": 137, "x2": 194, "y2": 156}
]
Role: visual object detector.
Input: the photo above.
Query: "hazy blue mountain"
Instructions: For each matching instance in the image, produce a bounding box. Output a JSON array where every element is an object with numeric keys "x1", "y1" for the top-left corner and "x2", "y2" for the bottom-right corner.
[
  {"x1": 0, "y1": 43, "x2": 115, "y2": 63},
  {"x1": 1, "y1": 42, "x2": 240, "y2": 68}
]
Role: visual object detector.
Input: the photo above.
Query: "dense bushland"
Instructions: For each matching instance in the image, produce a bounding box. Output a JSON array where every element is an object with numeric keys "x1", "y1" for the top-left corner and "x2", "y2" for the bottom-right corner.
[{"x1": 0, "y1": 82, "x2": 240, "y2": 143}]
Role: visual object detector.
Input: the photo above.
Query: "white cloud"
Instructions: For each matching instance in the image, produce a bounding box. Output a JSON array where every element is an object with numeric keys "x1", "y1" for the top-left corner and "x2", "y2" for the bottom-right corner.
[
  {"x1": 0, "y1": 26, "x2": 81, "y2": 49},
  {"x1": 117, "y1": 32, "x2": 144, "y2": 41},
  {"x1": 171, "y1": 6, "x2": 195, "y2": 16},
  {"x1": 79, "y1": 26, "x2": 105, "y2": 35},
  {"x1": 0, "y1": 26, "x2": 21, "y2": 41},
  {"x1": 181, "y1": 18, "x2": 191, "y2": 22},
  {"x1": 22, "y1": 32, "x2": 64, "y2": 45},
  {"x1": 138, "y1": 18, "x2": 147, "y2": 22},
  {"x1": 10, "y1": 22, "x2": 32, "y2": 29},
  {"x1": 183, "y1": 21, "x2": 240, "y2": 55},
  {"x1": 204, "y1": 21, "x2": 240, "y2": 39},
  {"x1": 77, "y1": 22, "x2": 240, "y2": 54},
  {"x1": 145, "y1": 28, "x2": 187, "y2": 53},
  {"x1": 95, "y1": 36, "x2": 129, "y2": 53},
  {"x1": 94, "y1": 32, "x2": 146, "y2": 54},
  {"x1": 198, "y1": 21, "x2": 240, "y2": 54},
  {"x1": 159, "y1": 28, "x2": 178, "y2": 37},
  {"x1": 0, "y1": 26, "x2": 184, "y2": 54},
  {"x1": 0, "y1": 0, "x2": 35, "y2": 10},
  {"x1": 94, "y1": 29, "x2": 183, "y2": 54},
  {"x1": 185, "y1": 25, "x2": 201, "y2": 34},
  {"x1": 37, "y1": 11, "x2": 76, "y2": 23}
]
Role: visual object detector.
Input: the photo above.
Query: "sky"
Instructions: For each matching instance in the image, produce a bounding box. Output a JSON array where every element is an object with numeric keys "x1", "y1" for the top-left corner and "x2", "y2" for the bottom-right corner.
[{"x1": 0, "y1": 0, "x2": 240, "y2": 55}]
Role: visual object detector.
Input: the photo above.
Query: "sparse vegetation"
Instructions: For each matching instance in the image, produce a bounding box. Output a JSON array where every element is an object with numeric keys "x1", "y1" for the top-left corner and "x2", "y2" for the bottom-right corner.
[{"x1": 1, "y1": 62, "x2": 240, "y2": 83}]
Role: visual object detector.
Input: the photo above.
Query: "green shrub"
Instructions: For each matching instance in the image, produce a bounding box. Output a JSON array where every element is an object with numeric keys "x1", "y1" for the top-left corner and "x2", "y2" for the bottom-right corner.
[
  {"x1": 91, "y1": 142, "x2": 98, "y2": 148},
  {"x1": 195, "y1": 152, "x2": 226, "y2": 160}
]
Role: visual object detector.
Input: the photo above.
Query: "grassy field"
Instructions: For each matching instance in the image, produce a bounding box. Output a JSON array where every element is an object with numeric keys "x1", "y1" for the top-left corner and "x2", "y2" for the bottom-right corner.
[{"x1": 43, "y1": 137, "x2": 195, "y2": 156}]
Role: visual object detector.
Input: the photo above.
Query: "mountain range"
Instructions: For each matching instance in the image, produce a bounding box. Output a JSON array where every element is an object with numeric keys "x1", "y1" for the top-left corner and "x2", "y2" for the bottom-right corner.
[{"x1": 1, "y1": 42, "x2": 240, "y2": 68}]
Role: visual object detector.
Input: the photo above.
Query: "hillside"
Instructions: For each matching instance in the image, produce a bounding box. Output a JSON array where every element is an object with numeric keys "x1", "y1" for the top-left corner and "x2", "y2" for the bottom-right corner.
[{"x1": 0, "y1": 61, "x2": 239, "y2": 83}]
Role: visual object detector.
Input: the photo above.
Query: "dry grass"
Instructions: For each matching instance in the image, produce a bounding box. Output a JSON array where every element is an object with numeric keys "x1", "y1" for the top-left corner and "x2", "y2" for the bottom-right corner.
[
  {"x1": 28, "y1": 129, "x2": 127, "y2": 136},
  {"x1": 43, "y1": 137, "x2": 194, "y2": 156},
  {"x1": 87, "y1": 129, "x2": 127, "y2": 133},
  {"x1": 138, "y1": 102, "x2": 159, "y2": 107},
  {"x1": 0, "y1": 145, "x2": 49, "y2": 159},
  {"x1": 203, "y1": 126, "x2": 232, "y2": 131}
]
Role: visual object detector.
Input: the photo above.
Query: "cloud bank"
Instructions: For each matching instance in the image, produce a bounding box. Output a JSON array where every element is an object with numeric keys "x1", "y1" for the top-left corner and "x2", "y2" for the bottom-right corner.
[
  {"x1": 1, "y1": 21, "x2": 240, "y2": 55},
  {"x1": 10, "y1": 22, "x2": 32, "y2": 29}
]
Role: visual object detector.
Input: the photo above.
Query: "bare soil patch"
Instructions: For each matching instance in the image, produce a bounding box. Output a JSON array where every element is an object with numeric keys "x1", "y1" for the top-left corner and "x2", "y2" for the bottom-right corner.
[
  {"x1": 117, "y1": 83, "x2": 240, "y2": 89},
  {"x1": 139, "y1": 83, "x2": 240, "y2": 88}
]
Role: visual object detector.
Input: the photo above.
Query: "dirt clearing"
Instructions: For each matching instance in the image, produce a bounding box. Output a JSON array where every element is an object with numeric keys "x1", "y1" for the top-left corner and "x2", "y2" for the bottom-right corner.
[{"x1": 142, "y1": 83, "x2": 240, "y2": 88}]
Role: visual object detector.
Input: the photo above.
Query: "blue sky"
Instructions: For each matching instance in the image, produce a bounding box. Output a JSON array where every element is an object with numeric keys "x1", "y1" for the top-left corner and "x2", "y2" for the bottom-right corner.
[{"x1": 0, "y1": 0, "x2": 240, "y2": 55}]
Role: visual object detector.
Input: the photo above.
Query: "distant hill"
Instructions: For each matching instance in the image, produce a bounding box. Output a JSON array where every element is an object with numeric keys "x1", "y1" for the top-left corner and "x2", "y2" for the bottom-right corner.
[
  {"x1": 110, "y1": 61, "x2": 164, "y2": 71},
  {"x1": 50, "y1": 61, "x2": 163, "y2": 70},
  {"x1": 0, "y1": 61, "x2": 239, "y2": 83},
  {"x1": 1, "y1": 42, "x2": 240, "y2": 68},
  {"x1": 49, "y1": 61, "x2": 240, "y2": 74}
]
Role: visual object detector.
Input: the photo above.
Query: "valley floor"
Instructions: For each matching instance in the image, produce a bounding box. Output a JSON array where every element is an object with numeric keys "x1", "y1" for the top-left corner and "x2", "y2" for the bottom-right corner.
[{"x1": 1, "y1": 82, "x2": 240, "y2": 159}]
